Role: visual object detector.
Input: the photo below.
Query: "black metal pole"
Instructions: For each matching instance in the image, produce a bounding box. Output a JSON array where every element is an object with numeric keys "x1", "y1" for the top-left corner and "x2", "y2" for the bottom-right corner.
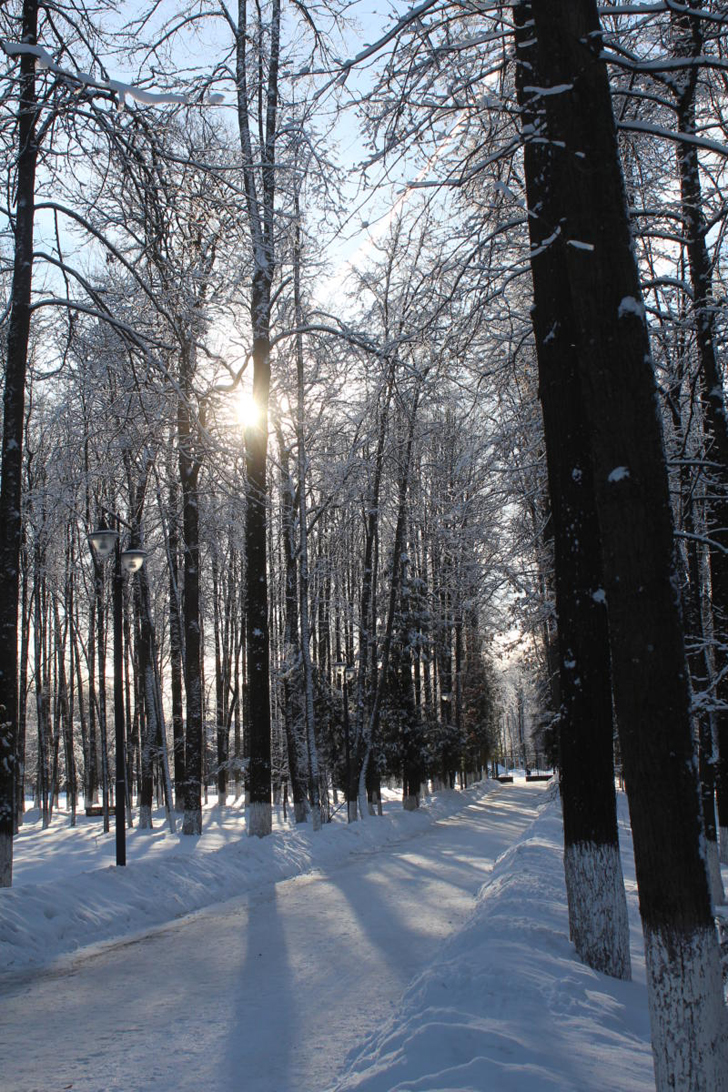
[{"x1": 113, "y1": 535, "x2": 126, "y2": 866}]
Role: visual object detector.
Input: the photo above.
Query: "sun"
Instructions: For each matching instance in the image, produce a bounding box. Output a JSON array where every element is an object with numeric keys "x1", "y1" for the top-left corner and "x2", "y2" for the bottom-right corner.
[{"x1": 234, "y1": 390, "x2": 260, "y2": 429}]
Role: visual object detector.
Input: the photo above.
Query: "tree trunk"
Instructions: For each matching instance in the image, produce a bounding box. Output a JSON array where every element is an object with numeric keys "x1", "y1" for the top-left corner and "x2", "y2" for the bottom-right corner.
[
  {"x1": 0, "y1": 0, "x2": 39, "y2": 887},
  {"x1": 245, "y1": 275, "x2": 273, "y2": 838},
  {"x1": 293, "y1": 207, "x2": 320, "y2": 831},
  {"x1": 670, "y1": 2, "x2": 728, "y2": 867},
  {"x1": 179, "y1": 353, "x2": 203, "y2": 836},
  {"x1": 522, "y1": 3, "x2": 727, "y2": 1086},
  {"x1": 134, "y1": 566, "x2": 157, "y2": 830},
  {"x1": 277, "y1": 429, "x2": 309, "y2": 823},
  {"x1": 212, "y1": 550, "x2": 228, "y2": 808},
  {"x1": 166, "y1": 477, "x2": 185, "y2": 812},
  {"x1": 94, "y1": 555, "x2": 111, "y2": 832},
  {"x1": 514, "y1": 3, "x2": 630, "y2": 980},
  {"x1": 16, "y1": 535, "x2": 31, "y2": 830}
]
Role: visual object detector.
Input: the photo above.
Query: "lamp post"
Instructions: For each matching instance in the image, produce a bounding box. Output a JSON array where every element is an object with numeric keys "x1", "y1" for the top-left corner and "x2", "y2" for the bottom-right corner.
[
  {"x1": 88, "y1": 523, "x2": 145, "y2": 866},
  {"x1": 334, "y1": 656, "x2": 357, "y2": 823}
]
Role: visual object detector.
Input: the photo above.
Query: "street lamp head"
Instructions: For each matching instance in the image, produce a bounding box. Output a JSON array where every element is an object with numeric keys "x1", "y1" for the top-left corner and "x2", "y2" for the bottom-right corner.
[
  {"x1": 120, "y1": 548, "x2": 146, "y2": 574},
  {"x1": 88, "y1": 528, "x2": 119, "y2": 559}
]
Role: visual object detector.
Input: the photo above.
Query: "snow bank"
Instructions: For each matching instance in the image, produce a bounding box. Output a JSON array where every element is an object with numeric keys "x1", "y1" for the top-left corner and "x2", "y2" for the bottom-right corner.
[
  {"x1": 0, "y1": 783, "x2": 496, "y2": 974},
  {"x1": 332, "y1": 790, "x2": 656, "y2": 1092}
]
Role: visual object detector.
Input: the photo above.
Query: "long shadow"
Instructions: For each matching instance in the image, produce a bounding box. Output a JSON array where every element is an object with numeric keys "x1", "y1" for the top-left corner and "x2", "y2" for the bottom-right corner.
[
  {"x1": 315, "y1": 785, "x2": 542, "y2": 972},
  {"x1": 217, "y1": 884, "x2": 296, "y2": 1092}
]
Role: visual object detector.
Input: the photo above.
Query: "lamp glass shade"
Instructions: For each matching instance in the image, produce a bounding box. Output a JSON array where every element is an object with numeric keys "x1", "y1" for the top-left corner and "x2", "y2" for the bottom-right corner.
[
  {"x1": 88, "y1": 528, "x2": 119, "y2": 559},
  {"x1": 121, "y1": 548, "x2": 146, "y2": 574}
]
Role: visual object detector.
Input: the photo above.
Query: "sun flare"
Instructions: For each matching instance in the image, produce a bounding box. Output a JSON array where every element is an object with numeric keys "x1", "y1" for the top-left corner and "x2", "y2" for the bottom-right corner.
[{"x1": 234, "y1": 390, "x2": 260, "y2": 429}]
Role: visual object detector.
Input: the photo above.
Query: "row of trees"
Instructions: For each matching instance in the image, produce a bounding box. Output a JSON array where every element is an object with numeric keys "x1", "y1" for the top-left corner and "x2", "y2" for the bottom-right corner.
[
  {"x1": 0, "y1": 0, "x2": 508, "y2": 861},
  {"x1": 2, "y1": 0, "x2": 728, "y2": 1086}
]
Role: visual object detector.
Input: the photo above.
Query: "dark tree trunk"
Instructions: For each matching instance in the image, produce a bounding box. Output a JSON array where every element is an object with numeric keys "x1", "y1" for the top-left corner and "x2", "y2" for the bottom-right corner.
[
  {"x1": 0, "y1": 0, "x2": 39, "y2": 887},
  {"x1": 53, "y1": 601, "x2": 75, "y2": 826},
  {"x1": 522, "y1": 3, "x2": 726, "y2": 1085},
  {"x1": 94, "y1": 556, "x2": 111, "y2": 832},
  {"x1": 670, "y1": 2, "x2": 728, "y2": 867},
  {"x1": 277, "y1": 431, "x2": 309, "y2": 823},
  {"x1": 33, "y1": 560, "x2": 50, "y2": 829},
  {"x1": 87, "y1": 594, "x2": 99, "y2": 806},
  {"x1": 179, "y1": 353, "x2": 203, "y2": 835},
  {"x1": 212, "y1": 550, "x2": 228, "y2": 807},
  {"x1": 134, "y1": 567, "x2": 156, "y2": 830},
  {"x1": 682, "y1": 492, "x2": 724, "y2": 905},
  {"x1": 514, "y1": 3, "x2": 630, "y2": 980},
  {"x1": 360, "y1": 389, "x2": 422, "y2": 814},
  {"x1": 167, "y1": 478, "x2": 185, "y2": 812},
  {"x1": 245, "y1": 276, "x2": 273, "y2": 837},
  {"x1": 15, "y1": 535, "x2": 31, "y2": 830},
  {"x1": 352, "y1": 366, "x2": 397, "y2": 813}
]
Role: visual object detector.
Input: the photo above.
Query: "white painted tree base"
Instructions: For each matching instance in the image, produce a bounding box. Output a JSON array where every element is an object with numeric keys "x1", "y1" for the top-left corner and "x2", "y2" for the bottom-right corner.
[
  {"x1": 706, "y1": 838, "x2": 726, "y2": 907},
  {"x1": 247, "y1": 801, "x2": 272, "y2": 838},
  {"x1": 720, "y1": 826, "x2": 728, "y2": 865},
  {"x1": 645, "y1": 924, "x2": 728, "y2": 1091},
  {"x1": 182, "y1": 808, "x2": 202, "y2": 835},
  {"x1": 138, "y1": 805, "x2": 153, "y2": 830},
  {"x1": 347, "y1": 801, "x2": 358, "y2": 823},
  {"x1": 0, "y1": 831, "x2": 11, "y2": 887},
  {"x1": 293, "y1": 800, "x2": 308, "y2": 824},
  {"x1": 311, "y1": 805, "x2": 322, "y2": 832},
  {"x1": 563, "y1": 841, "x2": 631, "y2": 980},
  {"x1": 403, "y1": 795, "x2": 418, "y2": 812}
]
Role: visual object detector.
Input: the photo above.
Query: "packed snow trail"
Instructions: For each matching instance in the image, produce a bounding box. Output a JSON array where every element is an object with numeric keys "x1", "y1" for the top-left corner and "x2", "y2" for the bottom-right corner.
[{"x1": 0, "y1": 785, "x2": 543, "y2": 1092}]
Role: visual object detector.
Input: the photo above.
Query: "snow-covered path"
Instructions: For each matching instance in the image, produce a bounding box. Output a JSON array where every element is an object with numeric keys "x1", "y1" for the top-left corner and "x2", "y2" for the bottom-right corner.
[{"x1": 0, "y1": 786, "x2": 543, "y2": 1092}]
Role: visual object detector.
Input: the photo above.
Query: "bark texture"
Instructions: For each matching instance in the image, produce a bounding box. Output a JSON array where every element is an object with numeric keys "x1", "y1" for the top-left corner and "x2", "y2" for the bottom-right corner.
[
  {"x1": 515, "y1": 1, "x2": 630, "y2": 979},
  {"x1": 0, "y1": 0, "x2": 39, "y2": 887},
  {"x1": 523, "y1": 2, "x2": 727, "y2": 1084}
]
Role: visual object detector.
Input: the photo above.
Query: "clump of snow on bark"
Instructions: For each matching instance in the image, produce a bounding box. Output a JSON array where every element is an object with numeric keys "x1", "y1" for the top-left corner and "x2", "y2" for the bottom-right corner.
[
  {"x1": 618, "y1": 296, "x2": 645, "y2": 321},
  {"x1": 608, "y1": 466, "x2": 630, "y2": 483}
]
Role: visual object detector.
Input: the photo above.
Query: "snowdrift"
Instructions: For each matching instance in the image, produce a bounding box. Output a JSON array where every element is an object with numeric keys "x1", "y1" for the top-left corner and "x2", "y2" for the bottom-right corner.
[{"x1": 333, "y1": 790, "x2": 656, "y2": 1092}]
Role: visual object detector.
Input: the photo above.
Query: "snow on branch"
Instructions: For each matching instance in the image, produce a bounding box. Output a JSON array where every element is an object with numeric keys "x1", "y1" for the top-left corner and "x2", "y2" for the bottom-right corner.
[
  {"x1": 617, "y1": 119, "x2": 728, "y2": 158},
  {"x1": 0, "y1": 40, "x2": 223, "y2": 108},
  {"x1": 597, "y1": 4, "x2": 728, "y2": 27}
]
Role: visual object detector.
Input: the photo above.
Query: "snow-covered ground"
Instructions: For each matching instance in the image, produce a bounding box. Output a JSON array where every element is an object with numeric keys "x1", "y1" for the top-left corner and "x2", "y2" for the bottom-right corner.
[
  {"x1": 2, "y1": 778, "x2": 723, "y2": 1091},
  {"x1": 2, "y1": 781, "x2": 502, "y2": 973},
  {"x1": 334, "y1": 787, "x2": 656, "y2": 1092}
]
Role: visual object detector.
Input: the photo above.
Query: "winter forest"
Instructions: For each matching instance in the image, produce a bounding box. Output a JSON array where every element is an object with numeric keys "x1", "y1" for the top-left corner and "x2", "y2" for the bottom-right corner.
[{"x1": 1, "y1": 1, "x2": 728, "y2": 1090}]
